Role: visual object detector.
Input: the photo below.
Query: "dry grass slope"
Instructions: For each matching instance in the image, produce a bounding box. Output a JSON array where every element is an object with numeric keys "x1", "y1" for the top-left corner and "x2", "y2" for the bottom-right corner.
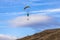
[{"x1": 17, "y1": 28, "x2": 60, "y2": 40}]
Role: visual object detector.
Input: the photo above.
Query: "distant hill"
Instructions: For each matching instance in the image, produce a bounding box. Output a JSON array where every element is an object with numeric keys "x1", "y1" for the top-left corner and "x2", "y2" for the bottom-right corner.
[{"x1": 17, "y1": 28, "x2": 60, "y2": 40}]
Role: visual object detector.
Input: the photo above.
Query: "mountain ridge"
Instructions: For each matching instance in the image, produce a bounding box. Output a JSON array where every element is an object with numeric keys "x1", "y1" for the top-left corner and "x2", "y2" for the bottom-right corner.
[{"x1": 17, "y1": 28, "x2": 60, "y2": 40}]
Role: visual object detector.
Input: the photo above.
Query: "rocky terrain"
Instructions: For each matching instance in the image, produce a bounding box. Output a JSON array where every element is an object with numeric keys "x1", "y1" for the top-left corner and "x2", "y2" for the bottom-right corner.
[{"x1": 17, "y1": 28, "x2": 60, "y2": 40}]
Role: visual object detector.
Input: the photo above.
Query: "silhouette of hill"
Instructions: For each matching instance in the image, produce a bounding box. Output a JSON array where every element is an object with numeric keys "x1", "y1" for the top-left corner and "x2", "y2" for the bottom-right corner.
[{"x1": 17, "y1": 28, "x2": 60, "y2": 40}]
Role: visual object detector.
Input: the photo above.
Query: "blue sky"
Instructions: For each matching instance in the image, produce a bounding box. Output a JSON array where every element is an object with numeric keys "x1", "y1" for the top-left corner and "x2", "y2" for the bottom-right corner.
[{"x1": 0, "y1": 0, "x2": 60, "y2": 39}]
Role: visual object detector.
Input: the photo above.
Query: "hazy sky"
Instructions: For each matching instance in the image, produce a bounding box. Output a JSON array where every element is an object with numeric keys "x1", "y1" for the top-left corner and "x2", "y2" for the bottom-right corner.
[{"x1": 0, "y1": 0, "x2": 60, "y2": 39}]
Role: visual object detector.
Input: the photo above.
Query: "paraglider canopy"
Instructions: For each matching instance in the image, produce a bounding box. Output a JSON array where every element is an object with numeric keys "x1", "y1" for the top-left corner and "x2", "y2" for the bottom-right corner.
[{"x1": 24, "y1": 6, "x2": 30, "y2": 10}]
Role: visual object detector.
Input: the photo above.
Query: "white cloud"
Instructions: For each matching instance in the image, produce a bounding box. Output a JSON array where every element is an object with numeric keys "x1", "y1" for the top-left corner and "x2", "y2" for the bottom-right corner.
[
  {"x1": 2, "y1": 8, "x2": 60, "y2": 16},
  {"x1": 31, "y1": 8, "x2": 60, "y2": 13},
  {"x1": 31, "y1": 1, "x2": 60, "y2": 6},
  {"x1": 43, "y1": 8, "x2": 60, "y2": 12},
  {"x1": 8, "y1": 13, "x2": 51, "y2": 27},
  {"x1": 7, "y1": 8, "x2": 60, "y2": 27},
  {"x1": 0, "y1": 34, "x2": 17, "y2": 40}
]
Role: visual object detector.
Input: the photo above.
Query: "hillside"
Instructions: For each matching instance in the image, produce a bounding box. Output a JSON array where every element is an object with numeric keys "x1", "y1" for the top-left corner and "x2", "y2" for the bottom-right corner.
[{"x1": 17, "y1": 28, "x2": 60, "y2": 40}]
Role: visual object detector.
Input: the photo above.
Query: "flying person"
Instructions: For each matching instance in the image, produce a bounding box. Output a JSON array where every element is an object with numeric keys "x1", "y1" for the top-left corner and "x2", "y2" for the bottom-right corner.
[{"x1": 24, "y1": 6, "x2": 30, "y2": 20}]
